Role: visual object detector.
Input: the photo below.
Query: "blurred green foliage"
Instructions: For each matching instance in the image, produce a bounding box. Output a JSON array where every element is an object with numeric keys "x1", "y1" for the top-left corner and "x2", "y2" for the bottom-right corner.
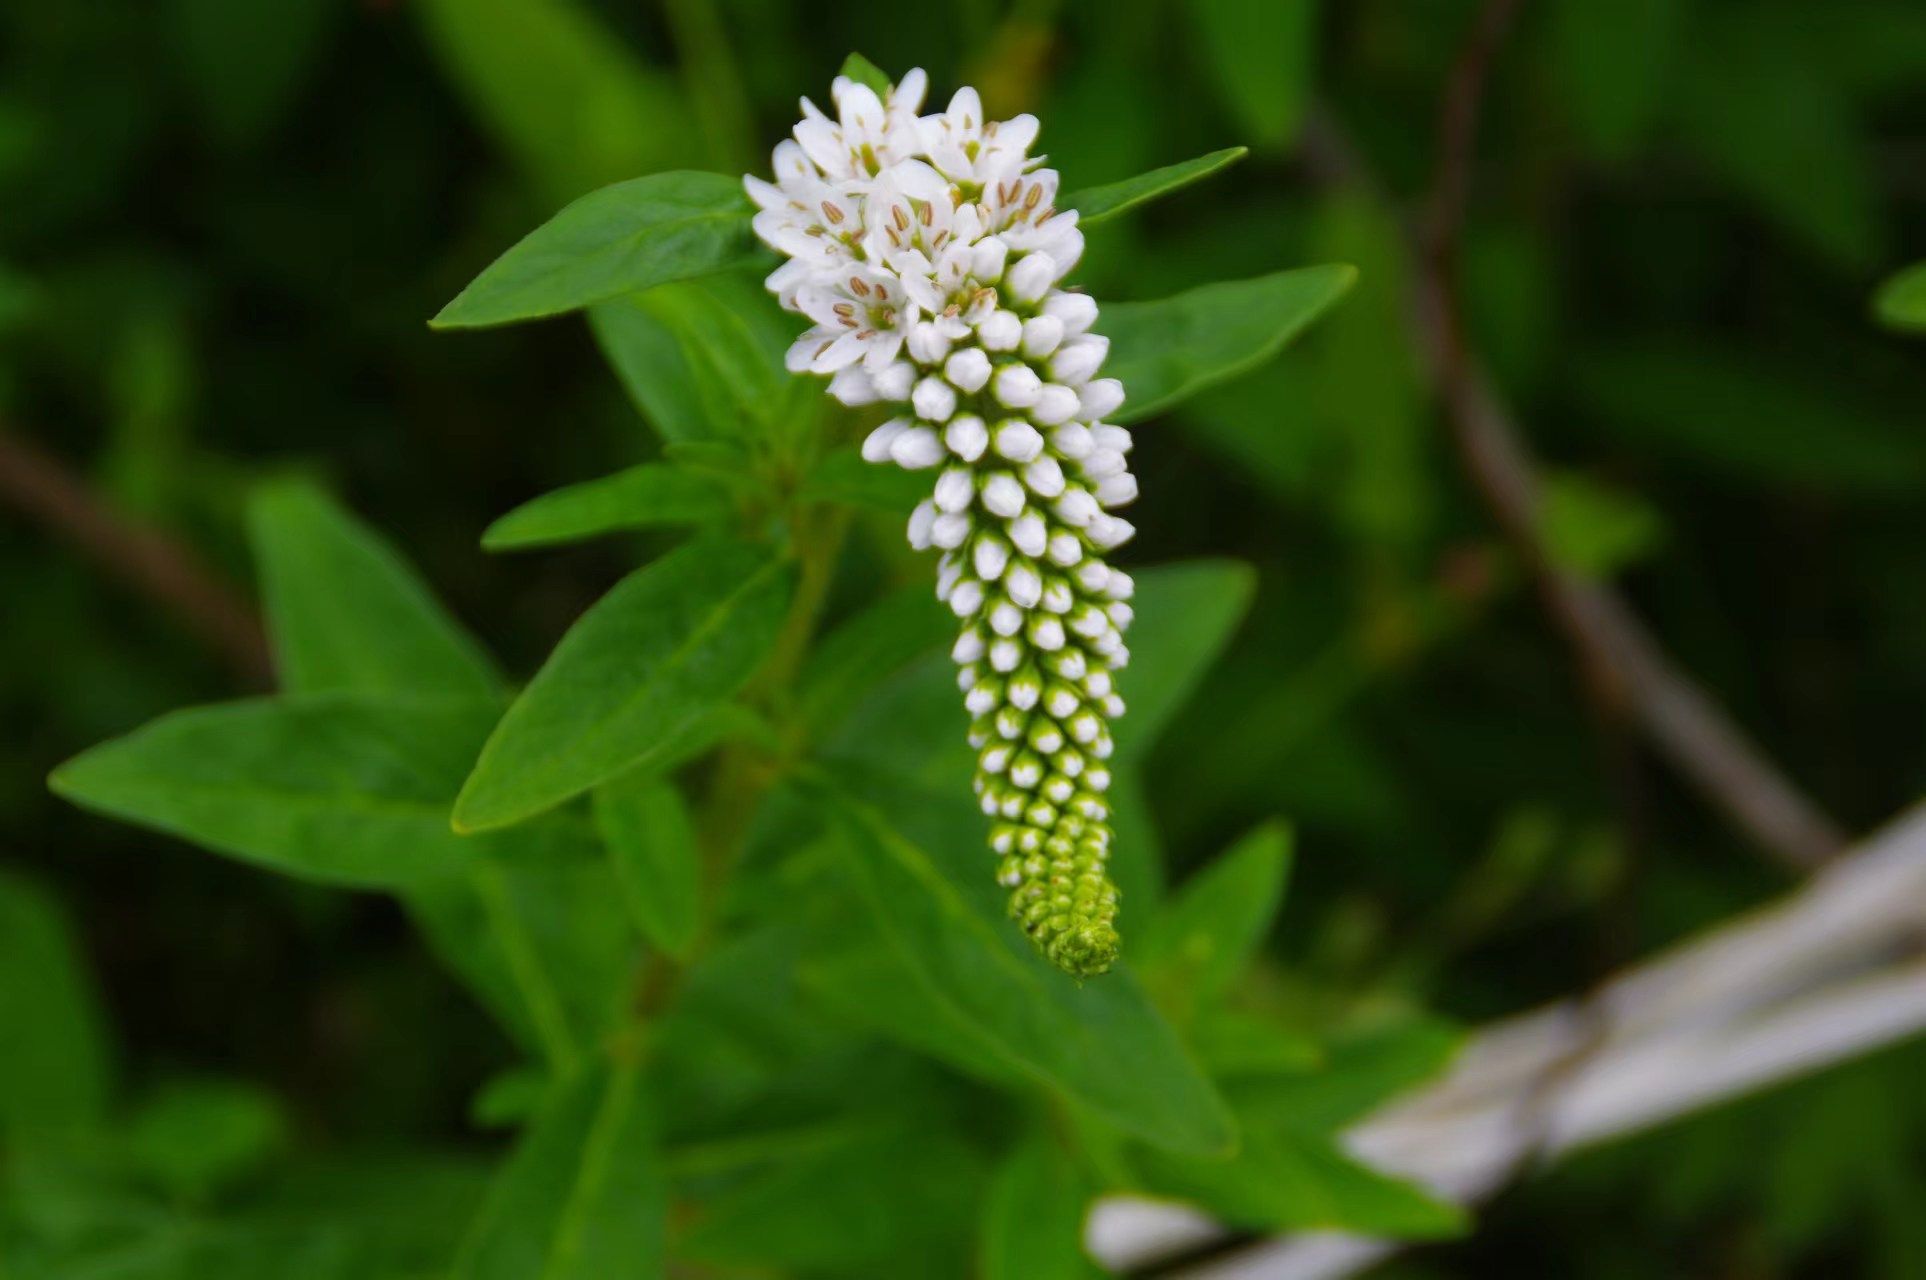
[{"x1": 3, "y1": 0, "x2": 1925, "y2": 1276}]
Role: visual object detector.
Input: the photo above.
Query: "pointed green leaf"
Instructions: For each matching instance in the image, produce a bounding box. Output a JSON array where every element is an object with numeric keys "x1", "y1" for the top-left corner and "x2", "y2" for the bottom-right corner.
[
  {"x1": 593, "y1": 775, "x2": 700, "y2": 958},
  {"x1": 801, "y1": 942, "x2": 1024, "y2": 1087},
  {"x1": 1241, "y1": 1018, "x2": 1464, "y2": 1132},
  {"x1": 455, "y1": 540, "x2": 794, "y2": 832},
  {"x1": 1137, "y1": 1127, "x2": 1465, "y2": 1239},
  {"x1": 51, "y1": 694, "x2": 510, "y2": 889},
  {"x1": 981, "y1": 1135, "x2": 1095, "y2": 1280},
  {"x1": 828, "y1": 789, "x2": 1236, "y2": 1156},
  {"x1": 0, "y1": 870, "x2": 112, "y2": 1138},
  {"x1": 1066, "y1": 147, "x2": 1249, "y2": 227},
  {"x1": 433, "y1": 172, "x2": 755, "y2": 329},
  {"x1": 588, "y1": 272, "x2": 813, "y2": 443},
  {"x1": 482, "y1": 464, "x2": 731, "y2": 551},
  {"x1": 795, "y1": 586, "x2": 951, "y2": 741},
  {"x1": 407, "y1": 850, "x2": 637, "y2": 1074},
  {"x1": 1105, "y1": 264, "x2": 1357, "y2": 423},
  {"x1": 455, "y1": 1060, "x2": 666, "y2": 1280},
  {"x1": 1141, "y1": 821, "x2": 1292, "y2": 1003},
  {"x1": 838, "y1": 53, "x2": 893, "y2": 97},
  {"x1": 795, "y1": 447, "x2": 933, "y2": 512},
  {"x1": 1116, "y1": 560, "x2": 1255, "y2": 760},
  {"x1": 680, "y1": 1125, "x2": 987, "y2": 1271},
  {"x1": 1875, "y1": 260, "x2": 1926, "y2": 334},
  {"x1": 250, "y1": 480, "x2": 499, "y2": 699}
]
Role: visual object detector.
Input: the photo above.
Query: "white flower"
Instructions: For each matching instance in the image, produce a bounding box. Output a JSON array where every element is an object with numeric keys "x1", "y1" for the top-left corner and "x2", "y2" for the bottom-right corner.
[
  {"x1": 749, "y1": 68, "x2": 1137, "y2": 979},
  {"x1": 788, "y1": 265, "x2": 919, "y2": 374},
  {"x1": 918, "y1": 87, "x2": 1040, "y2": 187}
]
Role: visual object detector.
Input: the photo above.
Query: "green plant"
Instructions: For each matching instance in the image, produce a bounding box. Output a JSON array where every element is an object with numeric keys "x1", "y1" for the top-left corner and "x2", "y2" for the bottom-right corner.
[{"x1": 17, "y1": 54, "x2": 1487, "y2": 1279}]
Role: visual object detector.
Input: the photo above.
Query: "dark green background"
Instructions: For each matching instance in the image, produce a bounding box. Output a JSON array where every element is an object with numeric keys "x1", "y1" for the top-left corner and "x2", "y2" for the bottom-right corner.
[{"x1": 4, "y1": 0, "x2": 1925, "y2": 1274}]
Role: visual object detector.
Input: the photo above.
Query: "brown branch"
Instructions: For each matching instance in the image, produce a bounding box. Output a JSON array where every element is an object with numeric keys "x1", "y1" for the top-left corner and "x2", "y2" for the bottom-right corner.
[
  {"x1": 1303, "y1": 0, "x2": 1846, "y2": 871},
  {"x1": 0, "y1": 428, "x2": 271, "y2": 684}
]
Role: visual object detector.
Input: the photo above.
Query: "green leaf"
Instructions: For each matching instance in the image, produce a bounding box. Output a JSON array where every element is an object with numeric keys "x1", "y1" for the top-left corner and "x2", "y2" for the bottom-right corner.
[
  {"x1": 795, "y1": 447, "x2": 934, "y2": 512},
  {"x1": 1539, "y1": 471, "x2": 1665, "y2": 579},
  {"x1": 454, "y1": 539, "x2": 794, "y2": 832},
  {"x1": 1140, "y1": 821, "x2": 1292, "y2": 1004},
  {"x1": 980, "y1": 1135, "x2": 1094, "y2": 1280},
  {"x1": 126, "y1": 1079, "x2": 287, "y2": 1200},
  {"x1": 433, "y1": 172, "x2": 755, "y2": 330},
  {"x1": 1240, "y1": 1018, "x2": 1464, "y2": 1131},
  {"x1": 1186, "y1": 0, "x2": 1317, "y2": 148},
  {"x1": 416, "y1": 0, "x2": 694, "y2": 201},
  {"x1": 838, "y1": 53, "x2": 893, "y2": 98},
  {"x1": 680, "y1": 1125, "x2": 986, "y2": 1270},
  {"x1": 588, "y1": 272, "x2": 812, "y2": 444},
  {"x1": 1115, "y1": 560, "x2": 1255, "y2": 761},
  {"x1": 1066, "y1": 147, "x2": 1249, "y2": 227},
  {"x1": 1137, "y1": 1127, "x2": 1465, "y2": 1239},
  {"x1": 0, "y1": 870, "x2": 112, "y2": 1138},
  {"x1": 593, "y1": 774, "x2": 700, "y2": 959},
  {"x1": 795, "y1": 586, "x2": 952, "y2": 741},
  {"x1": 454, "y1": 1060, "x2": 666, "y2": 1280},
  {"x1": 827, "y1": 790, "x2": 1236, "y2": 1156},
  {"x1": 1874, "y1": 260, "x2": 1926, "y2": 334},
  {"x1": 407, "y1": 853, "x2": 638, "y2": 1074},
  {"x1": 1105, "y1": 264, "x2": 1357, "y2": 424},
  {"x1": 250, "y1": 479, "x2": 500, "y2": 699},
  {"x1": 1548, "y1": 0, "x2": 1683, "y2": 158},
  {"x1": 482, "y1": 464, "x2": 731, "y2": 551},
  {"x1": 801, "y1": 941, "x2": 1026, "y2": 1087},
  {"x1": 53, "y1": 694, "x2": 505, "y2": 890}
]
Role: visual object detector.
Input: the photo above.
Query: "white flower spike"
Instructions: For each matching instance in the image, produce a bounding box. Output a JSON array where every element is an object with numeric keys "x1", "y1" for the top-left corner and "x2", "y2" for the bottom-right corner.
[{"x1": 748, "y1": 68, "x2": 1135, "y2": 979}]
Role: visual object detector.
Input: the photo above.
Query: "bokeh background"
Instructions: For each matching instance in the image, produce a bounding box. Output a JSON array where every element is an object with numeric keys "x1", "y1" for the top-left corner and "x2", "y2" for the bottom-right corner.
[{"x1": 5, "y1": 0, "x2": 1926, "y2": 1274}]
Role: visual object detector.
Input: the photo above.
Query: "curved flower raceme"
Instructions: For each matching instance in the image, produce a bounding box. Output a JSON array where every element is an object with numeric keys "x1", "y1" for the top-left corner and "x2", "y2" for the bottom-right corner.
[{"x1": 748, "y1": 69, "x2": 1137, "y2": 978}]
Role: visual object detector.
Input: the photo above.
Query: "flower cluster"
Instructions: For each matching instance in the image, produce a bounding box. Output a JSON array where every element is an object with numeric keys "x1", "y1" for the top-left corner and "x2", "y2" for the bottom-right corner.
[{"x1": 747, "y1": 69, "x2": 1136, "y2": 978}]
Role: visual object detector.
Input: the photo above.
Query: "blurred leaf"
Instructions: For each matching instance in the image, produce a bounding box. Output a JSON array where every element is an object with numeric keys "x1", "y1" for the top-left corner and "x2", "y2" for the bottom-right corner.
[
  {"x1": 1675, "y1": 15, "x2": 1883, "y2": 272},
  {"x1": 1106, "y1": 264, "x2": 1356, "y2": 423},
  {"x1": 588, "y1": 272, "x2": 809, "y2": 443},
  {"x1": 1114, "y1": 560, "x2": 1255, "y2": 761},
  {"x1": 1548, "y1": 0, "x2": 1682, "y2": 158},
  {"x1": 1571, "y1": 343, "x2": 1926, "y2": 494},
  {"x1": 127, "y1": 1079, "x2": 286, "y2": 1200},
  {"x1": 827, "y1": 790, "x2": 1236, "y2": 1157},
  {"x1": 1136, "y1": 1126, "x2": 1465, "y2": 1239},
  {"x1": 795, "y1": 585, "x2": 952, "y2": 741},
  {"x1": 1067, "y1": 147, "x2": 1249, "y2": 227},
  {"x1": 250, "y1": 480, "x2": 500, "y2": 699},
  {"x1": 680, "y1": 1124, "x2": 985, "y2": 1270},
  {"x1": 481, "y1": 464, "x2": 731, "y2": 551},
  {"x1": 1874, "y1": 261, "x2": 1926, "y2": 334},
  {"x1": 1539, "y1": 471, "x2": 1665, "y2": 579},
  {"x1": 470, "y1": 1066, "x2": 549, "y2": 1130},
  {"x1": 796, "y1": 447, "x2": 933, "y2": 512},
  {"x1": 980, "y1": 1134, "x2": 1094, "y2": 1280},
  {"x1": 1240, "y1": 1018, "x2": 1463, "y2": 1131},
  {"x1": 171, "y1": 0, "x2": 336, "y2": 148},
  {"x1": 1190, "y1": 1010, "x2": 1322, "y2": 1079},
  {"x1": 454, "y1": 540, "x2": 793, "y2": 832},
  {"x1": 1140, "y1": 821, "x2": 1293, "y2": 1005},
  {"x1": 593, "y1": 774, "x2": 700, "y2": 959},
  {"x1": 433, "y1": 173, "x2": 755, "y2": 330},
  {"x1": 801, "y1": 941, "x2": 1024, "y2": 1086},
  {"x1": 407, "y1": 852, "x2": 637, "y2": 1073},
  {"x1": 417, "y1": 0, "x2": 693, "y2": 200},
  {"x1": 454, "y1": 1059, "x2": 666, "y2": 1280},
  {"x1": 1186, "y1": 0, "x2": 1317, "y2": 148},
  {"x1": 52, "y1": 694, "x2": 509, "y2": 890},
  {"x1": 838, "y1": 53, "x2": 893, "y2": 97},
  {"x1": 0, "y1": 870, "x2": 111, "y2": 1139}
]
